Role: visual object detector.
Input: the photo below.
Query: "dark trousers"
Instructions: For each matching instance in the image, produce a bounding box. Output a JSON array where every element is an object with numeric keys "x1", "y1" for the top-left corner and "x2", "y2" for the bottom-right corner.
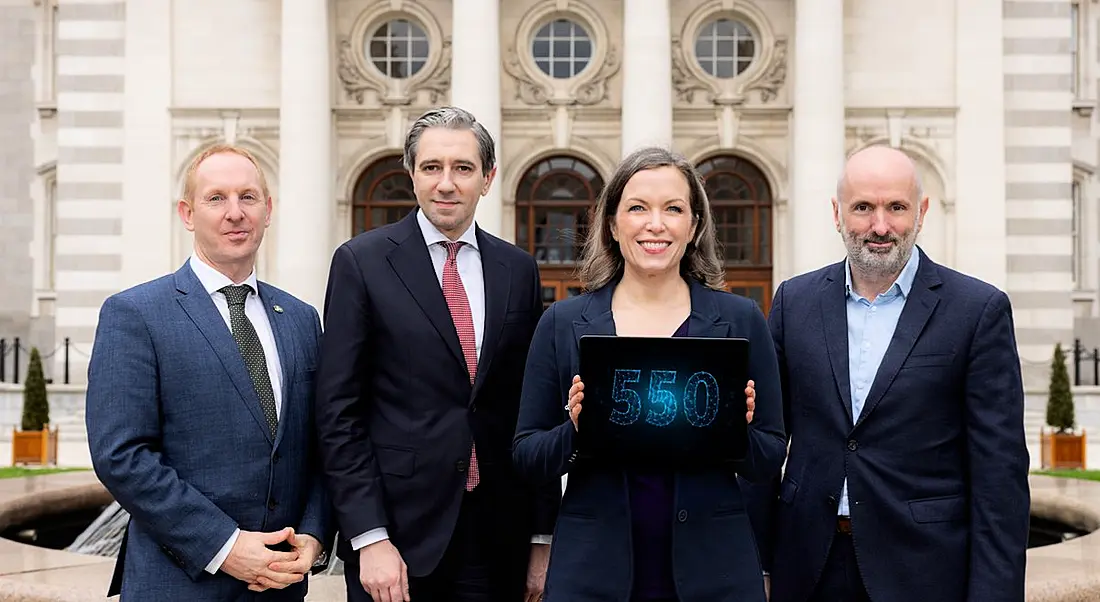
[
  {"x1": 809, "y1": 531, "x2": 871, "y2": 602},
  {"x1": 345, "y1": 488, "x2": 505, "y2": 602}
]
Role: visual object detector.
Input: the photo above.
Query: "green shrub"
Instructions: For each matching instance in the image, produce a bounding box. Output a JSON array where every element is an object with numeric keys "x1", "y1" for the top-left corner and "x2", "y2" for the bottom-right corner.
[
  {"x1": 21, "y1": 348, "x2": 49, "y2": 432},
  {"x1": 1046, "y1": 342, "x2": 1075, "y2": 434}
]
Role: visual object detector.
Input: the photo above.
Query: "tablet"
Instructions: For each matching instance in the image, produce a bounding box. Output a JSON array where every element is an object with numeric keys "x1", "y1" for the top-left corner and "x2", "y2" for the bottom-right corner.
[{"x1": 576, "y1": 335, "x2": 750, "y2": 471}]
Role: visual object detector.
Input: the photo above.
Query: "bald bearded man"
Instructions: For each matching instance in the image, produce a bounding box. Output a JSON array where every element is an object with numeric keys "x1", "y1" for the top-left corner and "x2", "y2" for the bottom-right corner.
[{"x1": 744, "y1": 146, "x2": 1029, "y2": 602}]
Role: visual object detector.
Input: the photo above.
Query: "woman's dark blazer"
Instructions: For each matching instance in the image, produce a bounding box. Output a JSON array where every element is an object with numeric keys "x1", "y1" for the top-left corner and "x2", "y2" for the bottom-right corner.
[{"x1": 512, "y1": 278, "x2": 787, "y2": 602}]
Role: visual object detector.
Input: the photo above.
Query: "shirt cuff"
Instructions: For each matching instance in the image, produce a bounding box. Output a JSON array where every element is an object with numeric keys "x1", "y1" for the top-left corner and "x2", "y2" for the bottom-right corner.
[
  {"x1": 530, "y1": 534, "x2": 553, "y2": 545},
  {"x1": 205, "y1": 528, "x2": 240, "y2": 574},
  {"x1": 351, "y1": 527, "x2": 390, "y2": 551}
]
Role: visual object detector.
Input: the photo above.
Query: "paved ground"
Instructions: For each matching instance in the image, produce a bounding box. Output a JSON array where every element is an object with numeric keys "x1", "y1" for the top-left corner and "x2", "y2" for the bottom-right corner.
[{"x1": 0, "y1": 473, "x2": 1096, "y2": 600}]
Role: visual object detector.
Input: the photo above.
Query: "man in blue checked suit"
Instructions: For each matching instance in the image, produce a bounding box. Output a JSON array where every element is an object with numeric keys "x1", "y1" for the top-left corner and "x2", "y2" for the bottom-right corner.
[
  {"x1": 744, "y1": 146, "x2": 1029, "y2": 602},
  {"x1": 86, "y1": 144, "x2": 333, "y2": 601}
]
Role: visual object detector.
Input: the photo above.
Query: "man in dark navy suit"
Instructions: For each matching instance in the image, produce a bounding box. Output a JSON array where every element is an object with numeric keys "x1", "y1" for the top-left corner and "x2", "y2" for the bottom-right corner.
[
  {"x1": 745, "y1": 145, "x2": 1030, "y2": 602},
  {"x1": 315, "y1": 106, "x2": 559, "y2": 602}
]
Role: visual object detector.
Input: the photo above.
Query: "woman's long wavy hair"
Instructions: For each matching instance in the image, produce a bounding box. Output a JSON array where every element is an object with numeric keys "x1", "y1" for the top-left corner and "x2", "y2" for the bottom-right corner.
[{"x1": 577, "y1": 146, "x2": 725, "y2": 291}]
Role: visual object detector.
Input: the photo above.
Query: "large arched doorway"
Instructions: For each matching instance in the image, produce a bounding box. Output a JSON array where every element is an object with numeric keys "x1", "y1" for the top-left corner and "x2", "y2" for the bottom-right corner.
[
  {"x1": 697, "y1": 155, "x2": 773, "y2": 313},
  {"x1": 351, "y1": 155, "x2": 416, "y2": 236},
  {"x1": 515, "y1": 155, "x2": 605, "y2": 309}
]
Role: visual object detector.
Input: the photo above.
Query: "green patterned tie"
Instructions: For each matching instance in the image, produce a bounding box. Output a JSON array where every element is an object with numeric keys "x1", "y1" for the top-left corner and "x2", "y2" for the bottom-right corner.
[{"x1": 220, "y1": 284, "x2": 278, "y2": 437}]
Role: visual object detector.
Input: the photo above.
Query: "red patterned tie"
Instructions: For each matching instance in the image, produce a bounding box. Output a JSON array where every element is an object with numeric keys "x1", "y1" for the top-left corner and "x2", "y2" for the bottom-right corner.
[{"x1": 440, "y1": 241, "x2": 479, "y2": 491}]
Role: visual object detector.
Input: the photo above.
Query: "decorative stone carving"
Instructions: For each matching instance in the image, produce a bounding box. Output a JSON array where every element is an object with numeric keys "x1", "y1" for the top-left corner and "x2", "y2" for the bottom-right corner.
[
  {"x1": 336, "y1": 38, "x2": 385, "y2": 104},
  {"x1": 748, "y1": 38, "x2": 787, "y2": 103},
  {"x1": 337, "y1": 35, "x2": 452, "y2": 106},
  {"x1": 338, "y1": 4, "x2": 451, "y2": 106},
  {"x1": 503, "y1": 42, "x2": 620, "y2": 106},
  {"x1": 671, "y1": 37, "x2": 719, "y2": 104},
  {"x1": 672, "y1": 2, "x2": 788, "y2": 105},
  {"x1": 671, "y1": 36, "x2": 788, "y2": 105},
  {"x1": 502, "y1": 0, "x2": 619, "y2": 107},
  {"x1": 574, "y1": 46, "x2": 620, "y2": 105},
  {"x1": 503, "y1": 48, "x2": 550, "y2": 106}
]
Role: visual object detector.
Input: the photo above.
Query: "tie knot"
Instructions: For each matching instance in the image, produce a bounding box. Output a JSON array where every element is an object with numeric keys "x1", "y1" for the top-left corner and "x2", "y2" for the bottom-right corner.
[
  {"x1": 440, "y1": 240, "x2": 465, "y2": 261},
  {"x1": 219, "y1": 284, "x2": 253, "y2": 307}
]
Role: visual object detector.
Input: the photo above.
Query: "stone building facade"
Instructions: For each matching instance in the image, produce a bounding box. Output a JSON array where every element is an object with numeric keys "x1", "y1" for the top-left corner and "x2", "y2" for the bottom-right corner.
[{"x1": 0, "y1": 0, "x2": 1090, "y2": 430}]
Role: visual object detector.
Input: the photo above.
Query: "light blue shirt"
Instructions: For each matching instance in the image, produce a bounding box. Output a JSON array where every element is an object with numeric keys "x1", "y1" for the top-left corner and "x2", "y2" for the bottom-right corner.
[{"x1": 838, "y1": 249, "x2": 920, "y2": 516}]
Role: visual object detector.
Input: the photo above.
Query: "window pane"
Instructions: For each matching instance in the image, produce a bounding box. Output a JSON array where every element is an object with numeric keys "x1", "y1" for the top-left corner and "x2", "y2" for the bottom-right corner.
[
  {"x1": 533, "y1": 39, "x2": 550, "y2": 58},
  {"x1": 575, "y1": 39, "x2": 592, "y2": 59}
]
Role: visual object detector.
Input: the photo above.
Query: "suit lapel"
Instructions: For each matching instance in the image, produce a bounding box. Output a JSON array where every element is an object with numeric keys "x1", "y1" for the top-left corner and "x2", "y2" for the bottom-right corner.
[
  {"x1": 174, "y1": 265, "x2": 274, "y2": 444},
  {"x1": 854, "y1": 261, "x2": 942, "y2": 430},
  {"x1": 386, "y1": 213, "x2": 467, "y2": 371},
  {"x1": 573, "y1": 284, "x2": 616, "y2": 346},
  {"x1": 686, "y1": 280, "x2": 730, "y2": 339},
  {"x1": 258, "y1": 282, "x2": 297, "y2": 448},
  {"x1": 820, "y1": 265, "x2": 854, "y2": 425},
  {"x1": 471, "y1": 229, "x2": 510, "y2": 404}
]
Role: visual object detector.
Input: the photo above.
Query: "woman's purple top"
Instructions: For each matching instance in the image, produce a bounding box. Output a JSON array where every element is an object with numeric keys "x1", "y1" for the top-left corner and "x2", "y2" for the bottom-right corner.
[{"x1": 626, "y1": 317, "x2": 689, "y2": 601}]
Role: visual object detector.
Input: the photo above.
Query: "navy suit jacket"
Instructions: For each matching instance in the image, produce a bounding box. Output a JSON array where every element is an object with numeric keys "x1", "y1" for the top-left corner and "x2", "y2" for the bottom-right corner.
[
  {"x1": 86, "y1": 263, "x2": 333, "y2": 601},
  {"x1": 513, "y1": 278, "x2": 787, "y2": 602},
  {"x1": 314, "y1": 210, "x2": 559, "y2": 592},
  {"x1": 744, "y1": 249, "x2": 1030, "y2": 602}
]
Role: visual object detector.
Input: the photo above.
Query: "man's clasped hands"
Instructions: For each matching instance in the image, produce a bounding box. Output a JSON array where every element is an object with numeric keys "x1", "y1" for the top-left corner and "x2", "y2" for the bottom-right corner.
[{"x1": 220, "y1": 527, "x2": 324, "y2": 592}]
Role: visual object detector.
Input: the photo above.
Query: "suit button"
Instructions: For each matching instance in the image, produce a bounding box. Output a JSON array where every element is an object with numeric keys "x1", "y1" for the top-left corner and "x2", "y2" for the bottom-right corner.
[
  {"x1": 677, "y1": 510, "x2": 688, "y2": 523},
  {"x1": 456, "y1": 459, "x2": 468, "y2": 473},
  {"x1": 268, "y1": 499, "x2": 278, "y2": 511},
  {"x1": 847, "y1": 440, "x2": 858, "y2": 451}
]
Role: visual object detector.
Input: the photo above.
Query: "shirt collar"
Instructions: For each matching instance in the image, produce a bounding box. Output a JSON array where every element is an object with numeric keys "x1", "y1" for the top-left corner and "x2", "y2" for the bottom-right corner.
[
  {"x1": 417, "y1": 208, "x2": 479, "y2": 251},
  {"x1": 845, "y1": 246, "x2": 921, "y2": 299},
  {"x1": 188, "y1": 253, "x2": 260, "y2": 297}
]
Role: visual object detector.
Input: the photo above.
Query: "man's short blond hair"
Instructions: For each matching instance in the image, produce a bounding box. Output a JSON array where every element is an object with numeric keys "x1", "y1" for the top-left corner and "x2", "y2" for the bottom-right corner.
[{"x1": 181, "y1": 144, "x2": 270, "y2": 203}]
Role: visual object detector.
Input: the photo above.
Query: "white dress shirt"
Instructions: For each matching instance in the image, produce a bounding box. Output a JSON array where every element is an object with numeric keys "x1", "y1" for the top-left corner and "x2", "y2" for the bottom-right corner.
[
  {"x1": 188, "y1": 254, "x2": 285, "y2": 574},
  {"x1": 351, "y1": 212, "x2": 551, "y2": 552}
]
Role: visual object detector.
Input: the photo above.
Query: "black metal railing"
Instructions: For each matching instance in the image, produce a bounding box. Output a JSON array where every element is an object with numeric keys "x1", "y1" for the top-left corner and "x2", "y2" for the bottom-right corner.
[
  {"x1": 0, "y1": 337, "x2": 74, "y2": 385},
  {"x1": 1073, "y1": 338, "x2": 1100, "y2": 386}
]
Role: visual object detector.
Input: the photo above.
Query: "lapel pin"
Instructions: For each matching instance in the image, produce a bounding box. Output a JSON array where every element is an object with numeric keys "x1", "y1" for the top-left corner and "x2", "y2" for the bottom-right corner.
[{"x1": 273, "y1": 305, "x2": 283, "y2": 314}]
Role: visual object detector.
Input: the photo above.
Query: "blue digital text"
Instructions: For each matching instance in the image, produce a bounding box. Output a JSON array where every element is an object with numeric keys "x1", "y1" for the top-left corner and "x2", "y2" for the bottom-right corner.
[{"x1": 609, "y1": 369, "x2": 720, "y2": 427}]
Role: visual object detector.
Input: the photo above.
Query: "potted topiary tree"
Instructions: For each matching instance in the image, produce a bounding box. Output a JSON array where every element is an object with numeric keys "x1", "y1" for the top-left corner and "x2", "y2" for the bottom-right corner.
[
  {"x1": 1041, "y1": 342, "x2": 1087, "y2": 469},
  {"x1": 11, "y1": 348, "x2": 58, "y2": 466}
]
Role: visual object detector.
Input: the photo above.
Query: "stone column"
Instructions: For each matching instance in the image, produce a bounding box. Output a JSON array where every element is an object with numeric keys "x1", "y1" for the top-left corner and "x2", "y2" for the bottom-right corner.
[
  {"x1": 451, "y1": 0, "x2": 503, "y2": 236},
  {"x1": 789, "y1": 0, "x2": 846, "y2": 277},
  {"x1": 621, "y1": 0, "x2": 673, "y2": 156},
  {"x1": 277, "y1": 0, "x2": 333, "y2": 312}
]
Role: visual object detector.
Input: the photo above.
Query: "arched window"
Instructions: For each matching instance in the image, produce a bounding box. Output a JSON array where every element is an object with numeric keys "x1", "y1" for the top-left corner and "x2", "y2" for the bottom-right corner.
[
  {"x1": 697, "y1": 155, "x2": 773, "y2": 311},
  {"x1": 515, "y1": 155, "x2": 604, "y2": 307},
  {"x1": 351, "y1": 155, "x2": 416, "y2": 236}
]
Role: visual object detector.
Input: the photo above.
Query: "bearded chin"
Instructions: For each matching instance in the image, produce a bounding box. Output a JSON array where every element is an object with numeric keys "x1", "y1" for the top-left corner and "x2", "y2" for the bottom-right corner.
[{"x1": 845, "y1": 227, "x2": 918, "y2": 279}]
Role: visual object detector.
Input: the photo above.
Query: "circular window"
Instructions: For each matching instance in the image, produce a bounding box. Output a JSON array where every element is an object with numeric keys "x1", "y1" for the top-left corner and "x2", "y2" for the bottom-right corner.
[
  {"x1": 367, "y1": 18, "x2": 430, "y2": 79},
  {"x1": 531, "y1": 19, "x2": 593, "y2": 79},
  {"x1": 694, "y1": 18, "x2": 755, "y2": 79}
]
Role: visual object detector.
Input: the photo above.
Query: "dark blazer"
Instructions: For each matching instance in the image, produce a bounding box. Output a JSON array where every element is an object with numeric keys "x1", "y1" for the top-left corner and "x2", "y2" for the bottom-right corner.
[
  {"x1": 86, "y1": 263, "x2": 333, "y2": 601},
  {"x1": 744, "y1": 248, "x2": 1030, "y2": 602},
  {"x1": 512, "y1": 278, "x2": 787, "y2": 602},
  {"x1": 314, "y1": 210, "x2": 559, "y2": 591}
]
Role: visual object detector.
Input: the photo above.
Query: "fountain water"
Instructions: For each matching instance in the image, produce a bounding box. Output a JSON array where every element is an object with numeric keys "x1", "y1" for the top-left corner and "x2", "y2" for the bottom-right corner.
[
  {"x1": 65, "y1": 500, "x2": 128, "y2": 557},
  {"x1": 64, "y1": 503, "x2": 346, "y2": 574}
]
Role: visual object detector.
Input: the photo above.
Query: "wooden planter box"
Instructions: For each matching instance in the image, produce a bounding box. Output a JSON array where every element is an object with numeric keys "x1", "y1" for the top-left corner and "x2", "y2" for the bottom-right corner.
[
  {"x1": 1040, "y1": 428, "x2": 1087, "y2": 470},
  {"x1": 11, "y1": 426, "x2": 58, "y2": 466}
]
